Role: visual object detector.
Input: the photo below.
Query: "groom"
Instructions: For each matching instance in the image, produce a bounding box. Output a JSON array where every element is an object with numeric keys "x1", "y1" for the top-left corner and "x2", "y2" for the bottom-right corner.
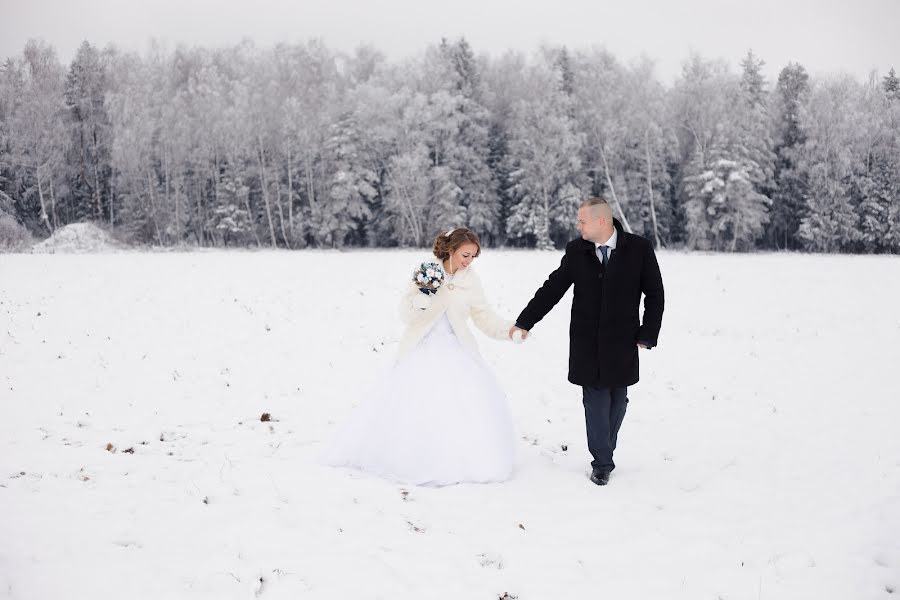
[{"x1": 510, "y1": 197, "x2": 664, "y2": 486}]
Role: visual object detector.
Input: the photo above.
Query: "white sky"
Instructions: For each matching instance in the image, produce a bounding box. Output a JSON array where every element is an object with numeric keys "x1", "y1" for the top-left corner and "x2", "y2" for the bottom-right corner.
[{"x1": 2, "y1": 0, "x2": 899, "y2": 83}]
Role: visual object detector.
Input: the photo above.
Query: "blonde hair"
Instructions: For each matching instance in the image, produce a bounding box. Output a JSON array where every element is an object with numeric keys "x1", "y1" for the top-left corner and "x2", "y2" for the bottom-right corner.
[{"x1": 432, "y1": 227, "x2": 482, "y2": 261}]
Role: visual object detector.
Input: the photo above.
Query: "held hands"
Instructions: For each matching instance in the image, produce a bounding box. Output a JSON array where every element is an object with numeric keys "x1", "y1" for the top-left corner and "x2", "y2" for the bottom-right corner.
[
  {"x1": 509, "y1": 326, "x2": 529, "y2": 344},
  {"x1": 506, "y1": 325, "x2": 647, "y2": 347}
]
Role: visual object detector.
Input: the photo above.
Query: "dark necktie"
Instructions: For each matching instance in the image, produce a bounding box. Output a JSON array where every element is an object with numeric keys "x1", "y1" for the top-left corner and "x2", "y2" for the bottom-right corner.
[{"x1": 599, "y1": 245, "x2": 609, "y2": 267}]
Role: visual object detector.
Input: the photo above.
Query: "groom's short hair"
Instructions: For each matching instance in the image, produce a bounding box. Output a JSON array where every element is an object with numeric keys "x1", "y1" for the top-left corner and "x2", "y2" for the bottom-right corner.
[
  {"x1": 581, "y1": 197, "x2": 612, "y2": 218},
  {"x1": 581, "y1": 197, "x2": 608, "y2": 209}
]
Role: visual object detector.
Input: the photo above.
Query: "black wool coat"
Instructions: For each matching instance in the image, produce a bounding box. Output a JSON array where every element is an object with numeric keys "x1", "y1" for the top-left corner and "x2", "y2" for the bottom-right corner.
[{"x1": 515, "y1": 219, "x2": 664, "y2": 387}]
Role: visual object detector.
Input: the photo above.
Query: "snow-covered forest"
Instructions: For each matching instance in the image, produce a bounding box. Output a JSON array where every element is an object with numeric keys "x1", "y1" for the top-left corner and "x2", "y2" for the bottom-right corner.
[{"x1": 1, "y1": 38, "x2": 898, "y2": 253}]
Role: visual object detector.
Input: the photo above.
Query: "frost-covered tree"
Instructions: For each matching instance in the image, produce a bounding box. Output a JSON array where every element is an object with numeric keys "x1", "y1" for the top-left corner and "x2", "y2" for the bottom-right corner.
[
  {"x1": 320, "y1": 112, "x2": 378, "y2": 247},
  {"x1": 673, "y1": 55, "x2": 743, "y2": 248},
  {"x1": 769, "y1": 62, "x2": 810, "y2": 249},
  {"x1": 572, "y1": 47, "x2": 633, "y2": 232},
  {"x1": 675, "y1": 52, "x2": 775, "y2": 251},
  {"x1": 883, "y1": 68, "x2": 900, "y2": 99},
  {"x1": 736, "y1": 50, "x2": 776, "y2": 196},
  {"x1": 3, "y1": 37, "x2": 897, "y2": 254},
  {"x1": 106, "y1": 47, "x2": 168, "y2": 244},
  {"x1": 505, "y1": 56, "x2": 585, "y2": 249},
  {"x1": 0, "y1": 40, "x2": 67, "y2": 234},
  {"x1": 573, "y1": 51, "x2": 674, "y2": 247},
  {"x1": 422, "y1": 39, "x2": 500, "y2": 242},
  {"x1": 796, "y1": 76, "x2": 882, "y2": 252},
  {"x1": 384, "y1": 142, "x2": 432, "y2": 247},
  {"x1": 855, "y1": 153, "x2": 898, "y2": 252},
  {"x1": 797, "y1": 166, "x2": 857, "y2": 252},
  {"x1": 65, "y1": 41, "x2": 113, "y2": 223},
  {"x1": 273, "y1": 41, "x2": 341, "y2": 248},
  {"x1": 683, "y1": 155, "x2": 770, "y2": 251}
]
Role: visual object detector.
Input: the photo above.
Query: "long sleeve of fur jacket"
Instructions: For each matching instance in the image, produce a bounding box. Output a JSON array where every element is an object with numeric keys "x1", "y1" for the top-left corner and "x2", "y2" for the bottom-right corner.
[
  {"x1": 467, "y1": 270, "x2": 514, "y2": 341},
  {"x1": 395, "y1": 264, "x2": 512, "y2": 359}
]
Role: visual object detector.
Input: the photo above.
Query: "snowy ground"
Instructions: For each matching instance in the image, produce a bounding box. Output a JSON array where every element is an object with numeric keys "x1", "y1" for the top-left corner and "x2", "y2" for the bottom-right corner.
[{"x1": 1, "y1": 249, "x2": 899, "y2": 599}]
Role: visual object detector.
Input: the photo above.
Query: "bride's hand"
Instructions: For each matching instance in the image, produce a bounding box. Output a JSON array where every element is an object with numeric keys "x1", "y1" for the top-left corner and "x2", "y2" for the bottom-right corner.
[{"x1": 509, "y1": 326, "x2": 528, "y2": 343}]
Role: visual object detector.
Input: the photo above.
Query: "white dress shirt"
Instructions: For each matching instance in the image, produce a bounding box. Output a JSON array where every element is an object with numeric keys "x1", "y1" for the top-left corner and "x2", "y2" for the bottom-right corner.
[{"x1": 595, "y1": 228, "x2": 618, "y2": 263}]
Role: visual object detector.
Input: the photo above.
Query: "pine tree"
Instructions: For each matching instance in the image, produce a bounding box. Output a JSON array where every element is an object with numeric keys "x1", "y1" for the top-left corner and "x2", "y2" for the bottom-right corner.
[
  {"x1": 770, "y1": 62, "x2": 810, "y2": 249},
  {"x1": 883, "y1": 68, "x2": 900, "y2": 253},
  {"x1": 446, "y1": 37, "x2": 480, "y2": 99},
  {"x1": 210, "y1": 166, "x2": 254, "y2": 247},
  {"x1": 314, "y1": 112, "x2": 377, "y2": 247},
  {"x1": 683, "y1": 152, "x2": 770, "y2": 251},
  {"x1": 0, "y1": 58, "x2": 19, "y2": 221},
  {"x1": 484, "y1": 119, "x2": 511, "y2": 245},
  {"x1": 65, "y1": 41, "x2": 112, "y2": 223},
  {"x1": 671, "y1": 55, "x2": 737, "y2": 247},
  {"x1": 505, "y1": 92, "x2": 585, "y2": 249},
  {"x1": 556, "y1": 46, "x2": 575, "y2": 98},
  {"x1": 425, "y1": 39, "x2": 499, "y2": 242},
  {"x1": 682, "y1": 49, "x2": 777, "y2": 252},
  {"x1": 675, "y1": 54, "x2": 774, "y2": 251},
  {"x1": 797, "y1": 166, "x2": 857, "y2": 252},
  {"x1": 856, "y1": 153, "x2": 898, "y2": 252},
  {"x1": 883, "y1": 67, "x2": 899, "y2": 99},
  {"x1": 737, "y1": 50, "x2": 776, "y2": 195}
]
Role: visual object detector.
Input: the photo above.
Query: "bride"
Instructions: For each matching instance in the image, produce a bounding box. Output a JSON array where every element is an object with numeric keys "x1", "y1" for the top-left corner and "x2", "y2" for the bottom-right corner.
[{"x1": 319, "y1": 227, "x2": 518, "y2": 486}]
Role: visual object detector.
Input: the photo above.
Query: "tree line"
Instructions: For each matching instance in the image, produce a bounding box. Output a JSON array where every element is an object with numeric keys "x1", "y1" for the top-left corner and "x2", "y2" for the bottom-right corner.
[{"x1": 1, "y1": 38, "x2": 898, "y2": 252}]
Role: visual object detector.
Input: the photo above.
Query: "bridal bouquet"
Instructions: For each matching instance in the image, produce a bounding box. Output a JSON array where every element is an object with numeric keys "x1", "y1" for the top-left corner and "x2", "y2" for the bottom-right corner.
[{"x1": 412, "y1": 261, "x2": 446, "y2": 295}]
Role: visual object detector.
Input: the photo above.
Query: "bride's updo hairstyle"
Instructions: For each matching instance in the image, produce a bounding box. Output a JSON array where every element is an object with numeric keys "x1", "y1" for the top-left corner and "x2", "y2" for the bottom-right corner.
[{"x1": 433, "y1": 227, "x2": 482, "y2": 261}]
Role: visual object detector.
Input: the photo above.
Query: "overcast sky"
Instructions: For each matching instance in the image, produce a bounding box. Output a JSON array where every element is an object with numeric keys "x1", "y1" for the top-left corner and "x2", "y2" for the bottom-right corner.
[{"x1": 3, "y1": 0, "x2": 899, "y2": 83}]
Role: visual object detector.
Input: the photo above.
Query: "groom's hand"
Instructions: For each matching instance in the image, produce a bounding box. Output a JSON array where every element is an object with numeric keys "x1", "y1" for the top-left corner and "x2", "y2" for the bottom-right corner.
[{"x1": 509, "y1": 326, "x2": 529, "y2": 341}]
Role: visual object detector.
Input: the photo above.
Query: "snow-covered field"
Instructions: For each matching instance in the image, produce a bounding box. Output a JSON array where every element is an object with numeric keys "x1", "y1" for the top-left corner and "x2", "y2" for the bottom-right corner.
[{"x1": 1, "y1": 249, "x2": 898, "y2": 599}]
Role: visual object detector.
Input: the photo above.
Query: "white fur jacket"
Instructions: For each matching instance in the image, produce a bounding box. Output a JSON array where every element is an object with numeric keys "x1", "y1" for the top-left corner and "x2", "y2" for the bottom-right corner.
[{"x1": 396, "y1": 261, "x2": 513, "y2": 360}]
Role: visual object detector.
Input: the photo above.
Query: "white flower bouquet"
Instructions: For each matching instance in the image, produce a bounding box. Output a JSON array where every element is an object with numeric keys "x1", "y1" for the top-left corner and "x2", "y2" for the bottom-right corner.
[{"x1": 412, "y1": 261, "x2": 446, "y2": 295}]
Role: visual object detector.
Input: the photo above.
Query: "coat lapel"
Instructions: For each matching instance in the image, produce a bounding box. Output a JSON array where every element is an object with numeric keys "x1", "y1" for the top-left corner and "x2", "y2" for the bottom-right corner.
[
  {"x1": 582, "y1": 239, "x2": 603, "y2": 272},
  {"x1": 604, "y1": 219, "x2": 628, "y2": 280}
]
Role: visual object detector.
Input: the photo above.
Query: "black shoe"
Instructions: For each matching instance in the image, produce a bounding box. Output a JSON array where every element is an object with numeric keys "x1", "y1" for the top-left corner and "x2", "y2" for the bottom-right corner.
[{"x1": 589, "y1": 468, "x2": 610, "y2": 486}]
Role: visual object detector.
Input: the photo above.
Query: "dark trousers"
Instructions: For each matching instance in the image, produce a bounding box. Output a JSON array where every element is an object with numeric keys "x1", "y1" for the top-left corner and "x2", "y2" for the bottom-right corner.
[{"x1": 581, "y1": 385, "x2": 628, "y2": 471}]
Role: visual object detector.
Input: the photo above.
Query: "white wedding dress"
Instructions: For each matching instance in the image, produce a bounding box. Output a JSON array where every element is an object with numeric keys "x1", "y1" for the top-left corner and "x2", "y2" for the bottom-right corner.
[{"x1": 319, "y1": 275, "x2": 516, "y2": 486}]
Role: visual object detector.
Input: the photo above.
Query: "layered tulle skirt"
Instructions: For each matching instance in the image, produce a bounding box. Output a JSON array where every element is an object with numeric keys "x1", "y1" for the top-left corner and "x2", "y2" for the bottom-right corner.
[{"x1": 319, "y1": 315, "x2": 515, "y2": 486}]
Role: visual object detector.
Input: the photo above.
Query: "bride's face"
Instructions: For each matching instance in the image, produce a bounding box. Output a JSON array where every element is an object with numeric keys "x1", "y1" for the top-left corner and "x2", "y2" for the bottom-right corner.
[{"x1": 449, "y1": 242, "x2": 480, "y2": 271}]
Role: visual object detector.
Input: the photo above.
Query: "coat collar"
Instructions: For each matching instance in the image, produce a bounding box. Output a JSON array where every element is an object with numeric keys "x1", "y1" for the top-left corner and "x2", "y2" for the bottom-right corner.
[{"x1": 446, "y1": 262, "x2": 474, "y2": 285}]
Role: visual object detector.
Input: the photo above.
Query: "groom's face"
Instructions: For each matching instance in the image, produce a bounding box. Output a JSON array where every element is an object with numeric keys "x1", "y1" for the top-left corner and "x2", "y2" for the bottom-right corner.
[{"x1": 577, "y1": 206, "x2": 605, "y2": 242}]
